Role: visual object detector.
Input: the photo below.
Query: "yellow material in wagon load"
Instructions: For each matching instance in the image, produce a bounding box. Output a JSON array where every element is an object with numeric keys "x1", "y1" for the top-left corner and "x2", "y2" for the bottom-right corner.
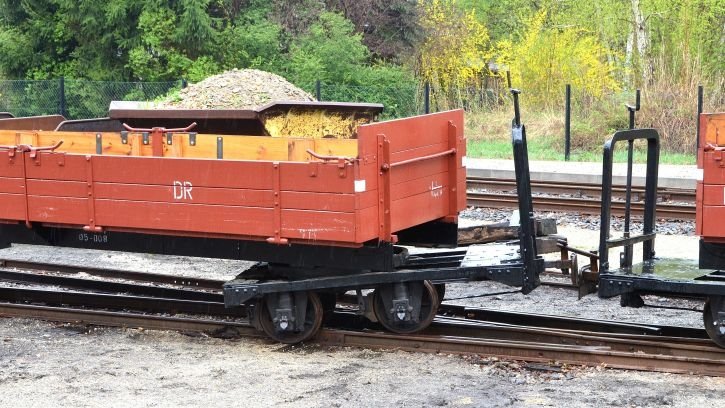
[{"x1": 262, "y1": 108, "x2": 372, "y2": 139}]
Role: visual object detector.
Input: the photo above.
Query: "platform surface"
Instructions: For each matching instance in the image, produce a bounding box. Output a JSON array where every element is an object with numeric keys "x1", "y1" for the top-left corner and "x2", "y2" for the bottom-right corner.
[{"x1": 466, "y1": 158, "x2": 697, "y2": 189}]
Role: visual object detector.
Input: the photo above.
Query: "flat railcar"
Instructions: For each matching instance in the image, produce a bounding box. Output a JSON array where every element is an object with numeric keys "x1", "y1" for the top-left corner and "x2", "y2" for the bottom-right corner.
[
  {"x1": 593, "y1": 103, "x2": 725, "y2": 347},
  {"x1": 0, "y1": 99, "x2": 544, "y2": 342}
]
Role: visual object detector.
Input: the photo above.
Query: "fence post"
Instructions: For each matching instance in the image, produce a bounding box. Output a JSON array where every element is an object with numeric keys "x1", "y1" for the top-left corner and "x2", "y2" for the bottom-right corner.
[
  {"x1": 58, "y1": 77, "x2": 66, "y2": 118},
  {"x1": 315, "y1": 80, "x2": 321, "y2": 101},
  {"x1": 424, "y1": 82, "x2": 430, "y2": 114},
  {"x1": 696, "y1": 85, "x2": 703, "y2": 151},
  {"x1": 564, "y1": 84, "x2": 571, "y2": 161},
  {"x1": 506, "y1": 71, "x2": 512, "y2": 89}
]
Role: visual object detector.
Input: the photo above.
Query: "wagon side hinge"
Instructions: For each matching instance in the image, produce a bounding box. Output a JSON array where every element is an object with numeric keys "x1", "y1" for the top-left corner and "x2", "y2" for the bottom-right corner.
[
  {"x1": 445, "y1": 120, "x2": 460, "y2": 223},
  {"x1": 376, "y1": 134, "x2": 394, "y2": 243},
  {"x1": 83, "y1": 155, "x2": 102, "y2": 232},
  {"x1": 266, "y1": 162, "x2": 288, "y2": 245},
  {"x1": 19, "y1": 149, "x2": 30, "y2": 228}
]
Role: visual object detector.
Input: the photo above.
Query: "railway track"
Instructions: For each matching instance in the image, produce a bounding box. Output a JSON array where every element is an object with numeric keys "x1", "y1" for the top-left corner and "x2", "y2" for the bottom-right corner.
[
  {"x1": 0, "y1": 260, "x2": 723, "y2": 376},
  {"x1": 467, "y1": 177, "x2": 696, "y2": 220}
]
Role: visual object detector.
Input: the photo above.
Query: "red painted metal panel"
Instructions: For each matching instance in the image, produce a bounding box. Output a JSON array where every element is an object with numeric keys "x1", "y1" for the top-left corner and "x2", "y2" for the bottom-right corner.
[
  {"x1": 390, "y1": 190, "x2": 449, "y2": 232},
  {"x1": 24, "y1": 153, "x2": 86, "y2": 181},
  {"x1": 281, "y1": 191, "x2": 355, "y2": 213},
  {"x1": 26, "y1": 180, "x2": 87, "y2": 198},
  {"x1": 391, "y1": 142, "x2": 450, "y2": 163},
  {"x1": 27, "y1": 196, "x2": 88, "y2": 224},
  {"x1": 390, "y1": 158, "x2": 448, "y2": 186},
  {"x1": 93, "y1": 183, "x2": 274, "y2": 207},
  {"x1": 95, "y1": 199, "x2": 275, "y2": 235},
  {"x1": 700, "y1": 206, "x2": 725, "y2": 238},
  {"x1": 359, "y1": 110, "x2": 462, "y2": 153},
  {"x1": 702, "y1": 152, "x2": 725, "y2": 184},
  {"x1": 91, "y1": 156, "x2": 276, "y2": 189},
  {"x1": 355, "y1": 206, "x2": 379, "y2": 243},
  {"x1": 391, "y1": 173, "x2": 449, "y2": 201},
  {"x1": 0, "y1": 177, "x2": 24, "y2": 194},
  {"x1": 0, "y1": 193, "x2": 26, "y2": 220},
  {"x1": 0, "y1": 158, "x2": 23, "y2": 178},
  {"x1": 696, "y1": 181, "x2": 703, "y2": 236},
  {"x1": 281, "y1": 210, "x2": 356, "y2": 242},
  {"x1": 279, "y1": 162, "x2": 354, "y2": 193},
  {"x1": 702, "y1": 184, "x2": 725, "y2": 206}
]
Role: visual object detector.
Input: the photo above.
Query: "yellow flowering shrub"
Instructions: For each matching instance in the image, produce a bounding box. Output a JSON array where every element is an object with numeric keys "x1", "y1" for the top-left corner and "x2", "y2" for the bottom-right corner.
[
  {"x1": 417, "y1": 0, "x2": 493, "y2": 106},
  {"x1": 496, "y1": 9, "x2": 620, "y2": 107}
]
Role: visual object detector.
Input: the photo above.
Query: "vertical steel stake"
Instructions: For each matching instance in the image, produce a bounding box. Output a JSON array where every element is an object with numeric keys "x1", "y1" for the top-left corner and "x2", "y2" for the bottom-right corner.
[{"x1": 565, "y1": 84, "x2": 571, "y2": 161}]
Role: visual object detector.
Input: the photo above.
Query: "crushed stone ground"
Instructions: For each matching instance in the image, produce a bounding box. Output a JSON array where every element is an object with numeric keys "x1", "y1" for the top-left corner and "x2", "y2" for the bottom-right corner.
[{"x1": 0, "y1": 222, "x2": 724, "y2": 407}]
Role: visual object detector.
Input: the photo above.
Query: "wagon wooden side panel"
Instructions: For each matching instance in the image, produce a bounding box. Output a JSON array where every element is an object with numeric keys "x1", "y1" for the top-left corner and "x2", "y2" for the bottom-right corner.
[
  {"x1": 0, "y1": 108, "x2": 465, "y2": 249},
  {"x1": 357, "y1": 110, "x2": 466, "y2": 242}
]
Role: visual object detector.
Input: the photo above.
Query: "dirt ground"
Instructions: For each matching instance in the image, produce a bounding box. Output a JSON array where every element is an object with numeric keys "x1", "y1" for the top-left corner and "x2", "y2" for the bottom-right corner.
[{"x1": 1, "y1": 225, "x2": 724, "y2": 407}]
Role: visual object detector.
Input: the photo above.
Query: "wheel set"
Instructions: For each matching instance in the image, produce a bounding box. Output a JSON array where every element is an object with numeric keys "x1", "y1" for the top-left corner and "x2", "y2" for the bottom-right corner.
[{"x1": 253, "y1": 280, "x2": 442, "y2": 343}]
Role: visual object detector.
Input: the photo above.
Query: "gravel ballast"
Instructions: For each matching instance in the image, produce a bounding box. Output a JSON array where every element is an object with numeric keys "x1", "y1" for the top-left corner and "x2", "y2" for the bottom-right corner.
[{"x1": 0, "y1": 220, "x2": 723, "y2": 406}]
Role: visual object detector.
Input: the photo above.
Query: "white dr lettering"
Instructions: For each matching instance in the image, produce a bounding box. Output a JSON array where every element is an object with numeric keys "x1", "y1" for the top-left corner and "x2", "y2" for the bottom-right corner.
[{"x1": 173, "y1": 181, "x2": 193, "y2": 200}]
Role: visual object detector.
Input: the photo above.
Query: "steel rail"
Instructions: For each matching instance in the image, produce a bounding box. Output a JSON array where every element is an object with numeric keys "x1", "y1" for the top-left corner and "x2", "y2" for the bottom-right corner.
[
  {"x1": 1, "y1": 297, "x2": 723, "y2": 376},
  {"x1": 437, "y1": 304, "x2": 707, "y2": 338},
  {"x1": 0, "y1": 260, "x2": 701, "y2": 338},
  {"x1": 0, "y1": 286, "x2": 242, "y2": 317},
  {"x1": 314, "y1": 328, "x2": 725, "y2": 377},
  {"x1": 0, "y1": 268, "x2": 222, "y2": 302},
  {"x1": 467, "y1": 177, "x2": 695, "y2": 203},
  {"x1": 0, "y1": 302, "x2": 257, "y2": 335},
  {"x1": 0, "y1": 258, "x2": 223, "y2": 289},
  {"x1": 2, "y1": 301, "x2": 722, "y2": 376},
  {"x1": 467, "y1": 191, "x2": 695, "y2": 220}
]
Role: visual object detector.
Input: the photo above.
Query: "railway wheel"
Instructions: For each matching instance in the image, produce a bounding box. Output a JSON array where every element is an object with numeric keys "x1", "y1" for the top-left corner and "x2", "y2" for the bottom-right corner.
[
  {"x1": 372, "y1": 280, "x2": 439, "y2": 334},
  {"x1": 704, "y1": 298, "x2": 725, "y2": 348},
  {"x1": 257, "y1": 291, "x2": 324, "y2": 344}
]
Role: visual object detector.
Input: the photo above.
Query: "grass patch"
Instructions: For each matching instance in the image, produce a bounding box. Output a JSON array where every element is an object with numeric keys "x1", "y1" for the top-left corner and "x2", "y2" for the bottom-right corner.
[
  {"x1": 464, "y1": 105, "x2": 697, "y2": 165},
  {"x1": 467, "y1": 138, "x2": 696, "y2": 164}
]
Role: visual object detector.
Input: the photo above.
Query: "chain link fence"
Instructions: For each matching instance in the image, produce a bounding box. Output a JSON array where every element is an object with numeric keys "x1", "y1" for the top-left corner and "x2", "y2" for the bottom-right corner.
[
  {"x1": 0, "y1": 77, "x2": 510, "y2": 121},
  {"x1": 0, "y1": 79, "x2": 182, "y2": 120}
]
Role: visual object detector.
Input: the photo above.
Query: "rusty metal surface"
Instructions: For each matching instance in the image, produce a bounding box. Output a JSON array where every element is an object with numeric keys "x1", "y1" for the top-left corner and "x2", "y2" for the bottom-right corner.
[
  {"x1": 0, "y1": 302, "x2": 257, "y2": 335},
  {"x1": 314, "y1": 328, "x2": 725, "y2": 377},
  {"x1": 0, "y1": 258, "x2": 224, "y2": 289},
  {"x1": 468, "y1": 177, "x2": 695, "y2": 203},
  {"x1": 0, "y1": 115, "x2": 66, "y2": 131},
  {"x1": 467, "y1": 191, "x2": 695, "y2": 220}
]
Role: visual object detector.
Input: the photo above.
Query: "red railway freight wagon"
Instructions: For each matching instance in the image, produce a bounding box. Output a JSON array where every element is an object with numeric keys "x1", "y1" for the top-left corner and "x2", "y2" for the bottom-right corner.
[
  {"x1": 695, "y1": 112, "x2": 725, "y2": 267},
  {"x1": 0, "y1": 98, "x2": 544, "y2": 343},
  {"x1": 0, "y1": 103, "x2": 464, "y2": 253}
]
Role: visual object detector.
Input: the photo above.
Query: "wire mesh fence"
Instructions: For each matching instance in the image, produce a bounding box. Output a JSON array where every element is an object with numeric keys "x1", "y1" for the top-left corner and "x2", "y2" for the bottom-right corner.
[
  {"x1": 0, "y1": 79, "x2": 182, "y2": 120},
  {"x1": 0, "y1": 77, "x2": 510, "y2": 121}
]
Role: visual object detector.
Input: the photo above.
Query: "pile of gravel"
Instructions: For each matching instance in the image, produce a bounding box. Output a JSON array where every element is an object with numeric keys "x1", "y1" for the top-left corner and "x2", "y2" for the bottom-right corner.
[{"x1": 161, "y1": 69, "x2": 315, "y2": 110}]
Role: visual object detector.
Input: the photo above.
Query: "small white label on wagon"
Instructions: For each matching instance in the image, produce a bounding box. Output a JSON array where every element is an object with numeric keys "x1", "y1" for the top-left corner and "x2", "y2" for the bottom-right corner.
[{"x1": 354, "y1": 180, "x2": 366, "y2": 192}]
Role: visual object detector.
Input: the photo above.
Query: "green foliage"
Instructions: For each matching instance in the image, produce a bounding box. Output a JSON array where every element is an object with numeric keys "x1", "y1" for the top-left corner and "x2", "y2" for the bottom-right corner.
[{"x1": 286, "y1": 12, "x2": 369, "y2": 85}]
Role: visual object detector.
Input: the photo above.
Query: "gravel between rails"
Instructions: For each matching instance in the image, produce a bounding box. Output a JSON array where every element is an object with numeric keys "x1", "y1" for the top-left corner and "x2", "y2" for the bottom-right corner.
[{"x1": 0, "y1": 219, "x2": 724, "y2": 407}]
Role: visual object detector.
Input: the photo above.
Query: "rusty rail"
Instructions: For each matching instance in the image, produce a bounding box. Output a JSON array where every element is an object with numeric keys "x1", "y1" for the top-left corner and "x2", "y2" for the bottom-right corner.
[{"x1": 467, "y1": 191, "x2": 695, "y2": 220}]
